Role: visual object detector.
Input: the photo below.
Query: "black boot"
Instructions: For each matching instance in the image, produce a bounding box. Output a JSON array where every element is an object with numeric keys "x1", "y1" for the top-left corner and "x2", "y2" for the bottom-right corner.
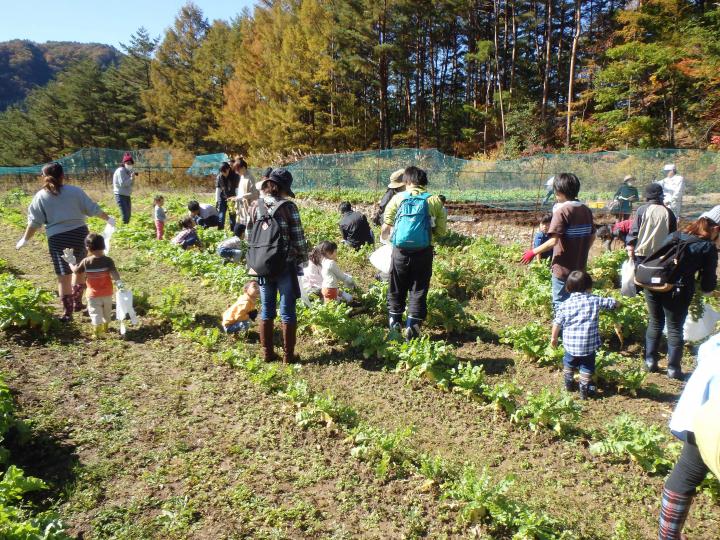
[{"x1": 60, "y1": 294, "x2": 74, "y2": 323}]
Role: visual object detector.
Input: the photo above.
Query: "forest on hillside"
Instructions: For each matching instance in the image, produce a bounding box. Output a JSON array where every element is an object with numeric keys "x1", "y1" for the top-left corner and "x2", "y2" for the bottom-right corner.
[{"x1": 1, "y1": 0, "x2": 719, "y2": 166}]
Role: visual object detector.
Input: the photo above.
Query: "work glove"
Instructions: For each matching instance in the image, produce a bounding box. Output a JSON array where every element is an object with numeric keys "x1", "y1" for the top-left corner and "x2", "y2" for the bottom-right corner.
[
  {"x1": 107, "y1": 216, "x2": 116, "y2": 227},
  {"x1": 61, "y1": 248, "x2": 77, "y2": 265},
  {"x1": 115, "y1": 280, "x2": 125, "y2": 290},
  {"x1": 520, "y1": 249, "x2": 536, "y2": 265}
]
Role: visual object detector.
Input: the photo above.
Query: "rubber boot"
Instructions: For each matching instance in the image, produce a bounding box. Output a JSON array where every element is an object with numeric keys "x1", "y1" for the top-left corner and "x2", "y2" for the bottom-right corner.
[
  {"x1": 282, "y1": 322, "x2": 298, "y2": 364},
  {"x1": 93, "y1": 324, "x2": 105, "y2": 339},
  {"x1": 578, "y1": 371, "x2": 596, "y2": 400},
  {"x1": 659, "y1": 487, "x2": 692, "y2": 540},
  {"x1": 60, "y1": 294, "x2": 74, "y2": 323},
  {"x1": 563, "y1": 368, "x2": 576, "y2": 392},
  {"x1": 102, "y1": 322, "x2": 109, "y2": 334},
  {"x1": 403, "y1": 317, "x2": 422, "y2": 342},
  {"x1": 388, "y1": 314, "x2": 403, "y2": 334},
  {"x1": 258, "y1": 319, "x2": 276, "y2": 362},
  {"x1": 72, "y1": 283, "x2": 87, "y2": 312}
]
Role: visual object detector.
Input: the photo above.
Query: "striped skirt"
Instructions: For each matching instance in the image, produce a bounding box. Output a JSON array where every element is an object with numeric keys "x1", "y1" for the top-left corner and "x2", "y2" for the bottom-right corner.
[{"x1": 47, "y1": 226, "x2": 89, "y2": 276}]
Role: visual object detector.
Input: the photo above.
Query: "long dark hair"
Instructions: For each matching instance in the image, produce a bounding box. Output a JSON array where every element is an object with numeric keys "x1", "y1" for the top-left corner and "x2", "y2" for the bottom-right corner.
[{"x1": 41, "y1": 162, "x2": 64, "y2": 195}]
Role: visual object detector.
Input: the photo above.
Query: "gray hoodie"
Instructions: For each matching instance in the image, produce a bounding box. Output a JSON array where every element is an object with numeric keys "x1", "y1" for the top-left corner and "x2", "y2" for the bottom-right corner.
[{"x1": 112, "y1": 166, "x2": 134, "y2": 196}]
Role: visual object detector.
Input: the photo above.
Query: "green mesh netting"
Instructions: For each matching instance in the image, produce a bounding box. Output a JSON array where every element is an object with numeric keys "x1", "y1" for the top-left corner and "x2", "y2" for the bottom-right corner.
[
  {"x1": 0, "y1": 147, "x2": 174, "y2": 176},
  {"x1": 186, "y1": 153, "x2": 229, "y2": 176}
]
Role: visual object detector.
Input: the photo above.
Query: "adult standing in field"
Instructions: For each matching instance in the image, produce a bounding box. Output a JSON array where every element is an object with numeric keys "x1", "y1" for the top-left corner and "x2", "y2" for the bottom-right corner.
[
  {"x1": 641, "y1": 213, "x2": 718, "y2": 379},
  {"x1": 215, "y1": 162, "x2": 239, "y2": 231},
  {"x1": 233, "y1": 159, "x2": 258, "y2": 227},
  {"x1": 657, "y1": 332, "x2": 720, "y2": 540},
  {"x1": 248, "y1": 168, "x2": 308, "y2": 364},
  {"x1": 15, "y1": 162, "x2": 115, "y2": 322},
  {"x1": 611, "y1": 175, "x2": 639, "y2": 221},
  {"x1": 112, "y1": 152, "x2": 136, "y2": 224},
  {"x1": 338, "y1": 201, "x2": 374, "y2": 250},
  {"x1": 382, "y1": 166, "x2": 447, "y2": 340},
  {"x1": 372, "y1": 168, "x2": 405, "y2": 226},
  {"x1": 658, "y1": 164, "x2": 685, "y2": 218},
  {"x1": 626, "y1": 183, "x2": 677, "y2": 265},
  {"x1": 520, "y1": 173, "x2": 595, "y2": 311}
]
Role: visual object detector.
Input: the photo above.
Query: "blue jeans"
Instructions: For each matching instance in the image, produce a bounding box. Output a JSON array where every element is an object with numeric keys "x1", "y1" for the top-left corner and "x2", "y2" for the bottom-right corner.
[
  {"x1": 217, "y1": 199, "x2": 228, "y2": 230},
  {"x1": 551, "y1": 275, "x2": 569, "y2": 312},
  {"x1": 260, "y1": 269, "x2": 299, "y2": 323},
  {"x1": 115, "y1": 194, "x2": 131, "y2": 224},
  {"x1": 563, "y1": 351, "x2": 596, "y2": 375},
  {"x1": 225, "y1": 320, "x2": 251, "y2": 333},
  {"x1": 217, "y1": 246, "x2": 243, "y2": 263},
  {"x1": 644, "y1": 286, "x2": 692, "y2": 370}
]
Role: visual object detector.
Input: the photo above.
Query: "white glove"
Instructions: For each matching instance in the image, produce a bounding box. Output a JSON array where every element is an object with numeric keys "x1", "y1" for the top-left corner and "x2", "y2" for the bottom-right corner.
[
  {"x1": 115, "y1": 280, "x2": 125, "y2": 290},
  {"x1": 15, "y1": 238, "x2": 26, "y2": 250},
  {"x1": 107, "y1": 216, "x2": 116, "y2": 227},
  {"x1": 61, "y1": 248, "x2": 76, "y2": 265}
]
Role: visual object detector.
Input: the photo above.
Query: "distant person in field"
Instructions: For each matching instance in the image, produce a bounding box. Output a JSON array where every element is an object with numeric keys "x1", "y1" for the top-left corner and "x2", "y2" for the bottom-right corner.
[
  {"x1": 551, "y1": 271, "x2": 618, "y2": 399},
  {"x1": 338, "y1": 201, "x2": 374, "y2": 250},
  {"x1": 382, "y1": 166, "x2": 447, "y2": 340},
  {"x1": 187, "y1": 200, "x2": 220, "y2": 228},
  {"x1": 542, "y1": 176, "x2": 555, "y2": 205},
  {"x1": 626, "y1": 183, "x2": 677, "y2": 265},
  {"x1": 248, "y1": 168, "x2": 308, "y2": 364},
  {"x1": 217, "y1": 223, "x2": 246, "y2": 264},
  {"x1": 215, "y1": 162, "x2": 239, "y2": 231},
  {"x1": 171, "y1": 217, "x2": 201, "y2": 250},
  {"x1": 657, "y1": 332, "x2": 720, "y2": 540},
  {"x1": 153, "y1": 195, "x2": 166, "y2": 240},
  {"x1": 521, "y1": 173, "x2": 595, "y2": 311},
  {"x1": 373, "y1": 168, "x2": 405, "y2": 226},
  {"x1": 222, "y1": 280, "x2": 260, "y2": 334},
  {"x1": 658, "y1": 163, "x2": 685, "y2": 218},
  {"x1": 66, "y1": 233, "x2": 122, "y2": 339},
  {"x1": 612, "y1": 175, "x2": 639, "y2": 221},
  {"x1": 113, "y1": 152, "x2": 136, "y2": 224},
  {"x1": 533, "y1": 213, "x2": 553, "y2": 262},
  {"x1": 16, "y1": 162, "x2": 115, "y2": 322},
  {"x1": 318, "y1": 240, "x2": 356, "y2": 302},
  {"x1": 233, "y1": 159, "x2": 258, "y2": 227}
]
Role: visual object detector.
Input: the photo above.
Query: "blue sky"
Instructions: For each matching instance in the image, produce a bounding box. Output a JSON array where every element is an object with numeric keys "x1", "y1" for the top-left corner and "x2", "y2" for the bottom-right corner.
[{"x1": 1, "y1": 0, "x2": 256, "y2": 49}]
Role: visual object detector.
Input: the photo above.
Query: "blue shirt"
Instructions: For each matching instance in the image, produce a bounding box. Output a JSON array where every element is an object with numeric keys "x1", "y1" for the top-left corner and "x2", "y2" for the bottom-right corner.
[
  {"x1": 533, "y1": 231, "x2": 551, "y2": 259},
  {"x1": 553, "y1": 292, "x2": 617, "y2": 356}
]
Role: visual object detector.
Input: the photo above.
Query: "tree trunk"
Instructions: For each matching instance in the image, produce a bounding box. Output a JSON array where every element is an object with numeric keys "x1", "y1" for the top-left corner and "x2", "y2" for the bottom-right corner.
[
  {"x1": 494, "y1": 0, "x2": 506, "y2": 144},
  {"x1": 565, "y1": 0, "x2": 581, "y2": 147},
  {"x1": 541, "y1": 0, "x2": 553, "y2": 125},
  {"x1": 510, "y1": 2, "x2": 517, "y2": 100}
]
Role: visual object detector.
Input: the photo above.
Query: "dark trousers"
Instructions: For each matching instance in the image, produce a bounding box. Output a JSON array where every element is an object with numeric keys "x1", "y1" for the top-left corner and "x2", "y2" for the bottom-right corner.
[
  {"x1": 195, "y1": 215, "x2": 220, "y2": 228},
  {"x1": 665, "y1": 440, "x2": 709, "y2": 495},
  {"x1": 217, "y1": 199, "x2": 228, "y2": 230},
  {"x1": 115, "y1": 194, "x2": 131, "y2": 224},
  {"x1": 387, "y1": 246, "x2": 433, "y2": 320},
  {"x1": 644, "y1": 287, "x2": 692, "y2": 370}
]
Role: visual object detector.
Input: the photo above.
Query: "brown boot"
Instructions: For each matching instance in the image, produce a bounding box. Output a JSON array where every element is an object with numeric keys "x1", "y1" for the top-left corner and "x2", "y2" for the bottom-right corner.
[
  {"x1": 60, "y1": 294, "x2": 74, "y2": 322},
  {"x1": 258, "y1": 319, "x2": 277, "y2": 362},
  {"x1": 282, "y1": 322, "x2": 299, "y2": 364},
  {"x1": 72, "y1": 283, "x2": 87, "y2": 312}
]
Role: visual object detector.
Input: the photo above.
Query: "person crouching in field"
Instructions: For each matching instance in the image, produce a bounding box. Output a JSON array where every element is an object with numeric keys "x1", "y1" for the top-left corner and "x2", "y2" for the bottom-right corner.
[
  {"x1": 551, "y1": 271, "x2": 618, "y2": 399},
  {"x1": 67, "y1": 233, "x2": 122, "y2": 339},
  {"x1": 217, "y1": 223, "x2": 246, "y2": 264},
  {"x1": 171, "y1": 217, "x2": 201, "y2": 250},
  {"x1": 222, "y1": 280, "x2": 260, "y2": 334}
]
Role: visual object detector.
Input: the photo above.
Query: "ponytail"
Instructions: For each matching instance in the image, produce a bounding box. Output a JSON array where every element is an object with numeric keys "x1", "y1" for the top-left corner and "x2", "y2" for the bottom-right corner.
[{"x1": 41, "y1": 162, "x2": 64, "y2": 195}]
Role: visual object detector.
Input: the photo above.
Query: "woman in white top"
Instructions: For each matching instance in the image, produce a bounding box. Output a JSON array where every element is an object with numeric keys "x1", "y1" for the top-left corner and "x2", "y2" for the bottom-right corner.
[
  {"x1": 318, "y1": 241, "x2": 355, "y2": 302},
  {"x1": 232, "y1": 159, "x2": 259, "y2": 226}
]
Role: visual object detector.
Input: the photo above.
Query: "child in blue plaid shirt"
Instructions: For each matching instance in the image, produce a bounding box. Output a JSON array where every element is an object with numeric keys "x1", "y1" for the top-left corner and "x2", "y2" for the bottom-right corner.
[{"x1": 551, "y1": 270, "x2": 618, "y2": 399}]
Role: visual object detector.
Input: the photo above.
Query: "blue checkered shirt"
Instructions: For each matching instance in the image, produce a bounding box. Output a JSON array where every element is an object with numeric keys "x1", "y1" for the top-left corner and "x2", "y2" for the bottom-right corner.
[{"x1": 553, "y1": 293, "x2": 617, "y2": 356}]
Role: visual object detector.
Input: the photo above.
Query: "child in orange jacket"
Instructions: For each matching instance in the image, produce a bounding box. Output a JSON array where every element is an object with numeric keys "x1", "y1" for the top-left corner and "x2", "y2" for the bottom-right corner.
[{"x1": 222, "y1": 280, "x2": 260, "y2": 333}]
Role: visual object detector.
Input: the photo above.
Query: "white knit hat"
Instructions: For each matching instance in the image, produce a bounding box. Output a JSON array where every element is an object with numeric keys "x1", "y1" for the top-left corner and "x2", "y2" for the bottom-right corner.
[
  {"x1": 700, "y1": 205, "x2": 720, "y2": 224},
  {"x1": 663, "y1": 163, "x2": 676, "y2": 172}
]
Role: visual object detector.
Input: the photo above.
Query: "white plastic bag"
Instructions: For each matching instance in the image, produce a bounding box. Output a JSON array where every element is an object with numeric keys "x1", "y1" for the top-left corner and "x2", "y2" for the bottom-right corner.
[
  {"x1": 116, "y1": 288, "x2": 138, "y2": 335},
  {"x1": 103, "y1": 222, "x2": 116, "y2": 255},
  {"x1": 370, "y1": 243, "x2": 392, "y2": 275},
  {"x1": 684, "y1": 305, "x2": 720, "y2": 343},
  {"x1": 620, "y1": 260, "x2": 637, "y2": 297}
]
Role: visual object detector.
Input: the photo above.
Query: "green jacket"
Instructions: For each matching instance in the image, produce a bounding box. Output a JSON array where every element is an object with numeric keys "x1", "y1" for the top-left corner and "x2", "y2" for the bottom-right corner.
[
  {"x1": 384, "y1": 186, "x2": 448, "y2": 244},
  {"x1": 613, "y1": 184, "x2": 639, "y2": 214}
]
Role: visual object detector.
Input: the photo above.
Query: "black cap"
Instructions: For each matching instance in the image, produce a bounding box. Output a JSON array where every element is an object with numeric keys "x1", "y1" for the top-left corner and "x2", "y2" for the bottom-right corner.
[
  {"x1": 644, "y1": 183, "x2": 664, "y2": 201},
  {"x1": 267, "y1": 168, "x2": 295, "y2": 198}
]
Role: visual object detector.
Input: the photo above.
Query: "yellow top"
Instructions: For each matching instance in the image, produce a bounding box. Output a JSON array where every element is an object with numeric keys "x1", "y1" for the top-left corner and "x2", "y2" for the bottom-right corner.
[{"x1": 222, "y1": 293, "x2": 256, "y2": 327}]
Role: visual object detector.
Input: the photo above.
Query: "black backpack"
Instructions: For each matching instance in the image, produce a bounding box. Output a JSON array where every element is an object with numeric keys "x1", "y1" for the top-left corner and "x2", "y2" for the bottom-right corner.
[
  {"x1": 634, "y1": 234, "x2": 700, "y2": 292},
  {"x1": 246, "y1": 199, "x2": 289, "y2": 278}
]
